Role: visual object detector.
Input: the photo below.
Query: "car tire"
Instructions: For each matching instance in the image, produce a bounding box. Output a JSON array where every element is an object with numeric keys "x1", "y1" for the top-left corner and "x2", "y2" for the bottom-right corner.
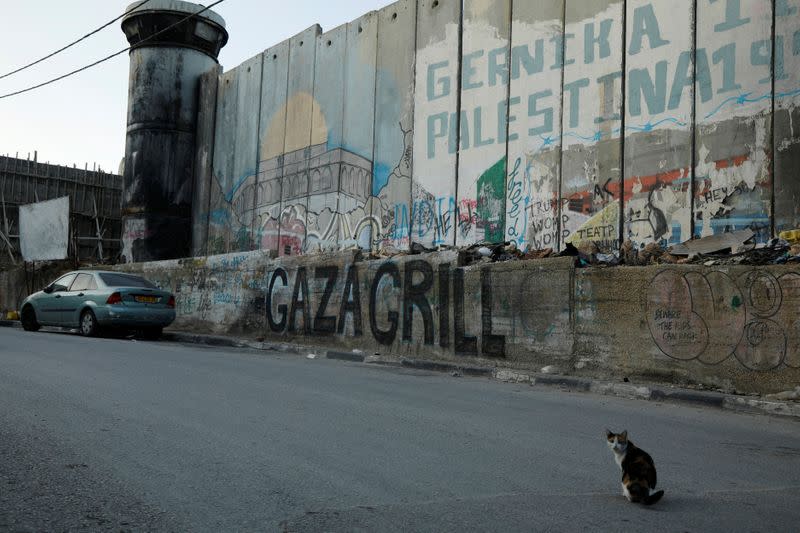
[
  {"x1": 21, "y1": 305, "x2": 40, "y2": 332},
  {"x1": 142, "y1": 327, "x2": 163, "y2": 341},
  {"x1": 79, "y1": 309, "x2": 100, "y2": 337}
]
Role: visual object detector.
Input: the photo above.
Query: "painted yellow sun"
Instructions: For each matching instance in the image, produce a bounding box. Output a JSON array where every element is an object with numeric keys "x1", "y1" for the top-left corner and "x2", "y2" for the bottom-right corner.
[{"x1": 260, "y1": 92, "x2": 328, "y2": 160}]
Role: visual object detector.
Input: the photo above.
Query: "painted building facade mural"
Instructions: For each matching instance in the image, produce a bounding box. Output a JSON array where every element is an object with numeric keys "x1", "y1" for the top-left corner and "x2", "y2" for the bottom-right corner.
[{"x1": 198, "y1": 0, "x2": 800, "y2": 257}]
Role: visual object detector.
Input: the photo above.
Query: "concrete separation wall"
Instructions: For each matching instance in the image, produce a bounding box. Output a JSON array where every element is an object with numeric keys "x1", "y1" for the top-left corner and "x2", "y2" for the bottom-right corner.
[
  {"x1": 117, "y1": 250, "x2": 800, "y2": 395},
  {"x1": 192, "y1": 0, "x2": 800, "y2": 258}
]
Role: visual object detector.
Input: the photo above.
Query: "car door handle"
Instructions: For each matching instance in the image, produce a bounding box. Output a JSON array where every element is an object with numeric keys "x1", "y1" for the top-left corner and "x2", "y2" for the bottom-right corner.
[
  {"x1": 78, "y1": 293, "x2": 85, "y2": 297},
  {"x1": 55, "y1": 295, "x2": 61, "y2": 299}
]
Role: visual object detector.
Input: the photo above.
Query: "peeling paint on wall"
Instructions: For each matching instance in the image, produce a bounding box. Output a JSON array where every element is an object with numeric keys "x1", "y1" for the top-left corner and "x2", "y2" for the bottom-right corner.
[
  {"x1": 561, "y1": 0, "x2": 625, "y2": 253},
  {"x1": 624, "y1": 0, "x2": 693, "y2": 249},
  {"x1": 694, "y1": 0, "x2": 773, "y2": 242}
]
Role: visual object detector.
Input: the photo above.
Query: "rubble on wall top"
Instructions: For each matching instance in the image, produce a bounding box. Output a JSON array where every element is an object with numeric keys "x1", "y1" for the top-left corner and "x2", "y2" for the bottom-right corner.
[{"x1": 357, "y1": 228, "x2": 800, "y2": 269}]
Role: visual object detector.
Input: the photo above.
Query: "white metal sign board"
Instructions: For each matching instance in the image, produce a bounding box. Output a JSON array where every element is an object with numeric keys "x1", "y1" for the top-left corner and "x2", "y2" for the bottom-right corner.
[{"x1": 19, "y1": 196, "x2": 69, "y2": 261}]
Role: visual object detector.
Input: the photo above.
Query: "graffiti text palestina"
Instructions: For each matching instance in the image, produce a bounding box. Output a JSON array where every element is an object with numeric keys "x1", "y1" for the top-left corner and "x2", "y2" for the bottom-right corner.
[{"x1": 425, "y1": 32, "x2": 798, "y2": 157}]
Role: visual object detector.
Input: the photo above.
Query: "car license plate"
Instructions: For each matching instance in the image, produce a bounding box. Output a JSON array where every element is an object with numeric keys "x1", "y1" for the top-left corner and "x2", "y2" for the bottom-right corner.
[{"x1": 134, "y1": 295, "x2": 159, "y2": 304}]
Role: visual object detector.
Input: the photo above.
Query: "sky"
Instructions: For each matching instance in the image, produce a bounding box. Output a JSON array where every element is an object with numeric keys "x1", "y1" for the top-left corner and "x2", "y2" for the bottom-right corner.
[{"x1": 0, "y1": 0, "x2": 393, "y2": 174}]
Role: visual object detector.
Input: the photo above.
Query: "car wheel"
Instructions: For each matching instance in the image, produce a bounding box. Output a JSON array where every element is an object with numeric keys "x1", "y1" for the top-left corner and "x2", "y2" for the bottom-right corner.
[
  {"x1": 80, "y1": 309, "x2": 100, "y2": 337},
  {"x1": 142, "y1": 327, "x2": 163, "y2": 341},
  {"x1": 21, "y1": 305, "x2": 40, "y2": 332}
]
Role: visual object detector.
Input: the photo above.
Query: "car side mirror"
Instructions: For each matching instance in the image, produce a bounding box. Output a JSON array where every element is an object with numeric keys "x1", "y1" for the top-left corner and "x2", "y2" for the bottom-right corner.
[{"x1": 43, "y1": 285, "x2": 54, "y2": 294}]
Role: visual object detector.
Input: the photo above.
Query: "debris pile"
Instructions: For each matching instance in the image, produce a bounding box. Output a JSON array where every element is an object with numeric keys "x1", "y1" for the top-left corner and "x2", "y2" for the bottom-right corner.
[
  {"x1": 368, "y1": 227, "x2": 800, "y2": 268},
  {"x1": 461, "y1": 242, "x2": 524, "y2": 265},
  {"x1": 667, "y1": 230, "x2": 800, "y2": 266}
]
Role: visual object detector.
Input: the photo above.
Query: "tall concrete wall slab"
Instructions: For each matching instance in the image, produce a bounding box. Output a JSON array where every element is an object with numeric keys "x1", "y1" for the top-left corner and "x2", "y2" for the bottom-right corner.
[
  {"x1": 412, "y1": 0, "x2": 462, "y2": 247},
  {"x1": 561, "y1": 0, "x2": 625, "y2": 253},
  {"x1": 775, "y1": 0, "x2": 800, "y2": 233},
  {"x1": 694, "y1": 0, "x2": 773, "y2": 242},
  {"x1": 119, "y1": 249, "x2": 800, "y2": 395},
  {"x1": 191, "y1": 66, "x2": 221, "y2": 258},
  {"x1": 279, "y1": 26, "x2": 323, "y2": 257},
  {"x1": 255, "y1": 40, "x2": 291, "y2": 256},
  {"x1": 340, "y1": 12, "x2": 379, "y2": 251},
  {"x1": 372, "y1": 0, "x2": 417, "y2": 251},
  {"x1": 194, "y1": 0, "x2": 800, "y2": 258},
  {"x1": 505, "y1": 0, "x2": 565, "y2": 251},
  {"x1": 623, "y1": 0, "x2": 694, "y2": 249},
  {"x1": 307, "y1": 24, "x2": 348, "y2": 253},
  {"x1": 455, "y1": 0, "x2": 511, "y2": 247},
  {"x1": 233, "y1": 55, "x2": 264, "y2": 251},
  {"x1": 207, "y1": 68, "x2": 239, "y2": 255}
]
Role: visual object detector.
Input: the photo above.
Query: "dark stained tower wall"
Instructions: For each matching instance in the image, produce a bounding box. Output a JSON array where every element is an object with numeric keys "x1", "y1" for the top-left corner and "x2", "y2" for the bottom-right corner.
[{"x1": 120, "y1": 0, "x2": 227, "y2": 262}]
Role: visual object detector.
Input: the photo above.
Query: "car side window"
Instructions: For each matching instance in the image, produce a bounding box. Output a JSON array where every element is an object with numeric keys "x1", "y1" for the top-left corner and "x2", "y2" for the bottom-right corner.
[
  {"x1": 86, "y1": 276, "x2": 98, "y2": 291},
  {"x1": 52, "y1": 273, "x2": 77, "y2": 293},
  {"x1": 70, "y1": 274, "x2": 93, "y2": 292}
]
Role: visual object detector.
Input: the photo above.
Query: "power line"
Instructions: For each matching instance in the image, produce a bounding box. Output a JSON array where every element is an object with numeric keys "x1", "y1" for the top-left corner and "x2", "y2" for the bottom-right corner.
[
  {"x1": 0, "y1": 0, "x2": 153, "y2": 81},
  {"x1": 0, "y1": 0, "x2": 227, "y2": 100}
]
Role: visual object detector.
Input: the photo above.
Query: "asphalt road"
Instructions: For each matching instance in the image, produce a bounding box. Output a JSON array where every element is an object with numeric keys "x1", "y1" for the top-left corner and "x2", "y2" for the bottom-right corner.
[{"x1": 1, "y1": 328, "x2": 799, "y2": 532}]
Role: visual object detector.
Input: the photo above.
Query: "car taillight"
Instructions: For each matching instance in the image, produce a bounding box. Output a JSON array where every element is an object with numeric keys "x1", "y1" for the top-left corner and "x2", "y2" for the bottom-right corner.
[
  {"x1": 106, "y1": 292, "x2": 123, "y2": 305},
  {"x1": 167, "y1": 295, "x2": 175, "y2": 309}
]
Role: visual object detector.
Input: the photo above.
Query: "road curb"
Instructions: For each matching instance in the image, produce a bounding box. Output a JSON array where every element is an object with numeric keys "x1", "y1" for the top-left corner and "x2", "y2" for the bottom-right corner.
[
  {"x1": 0, "y1": 320, "x2": 20, "y2": 329},
  {"x1": 162, "y1": 331, "x2": 314, "y2": 356},
  {"x1": 722, "y1": 396, "x2": 800, "y2": 418},
  {"x1": 532, "y1": 374, "x2": 592, "y2": 391},
  {"x1": 162, "y1": 332, "x2": 242, "y2": 348},
  {"x1": 650, "y1": 387, "x2": 726, "y2": 408},
  {"x1": 400, "y1": 360, "x2": 799, "y2": 420},
  {"x1": 326, "y1": 350, "x2": 366, "y2": 363},
  {"x1": 401, "y1": 359, "x2": 494, "y2": 377}
]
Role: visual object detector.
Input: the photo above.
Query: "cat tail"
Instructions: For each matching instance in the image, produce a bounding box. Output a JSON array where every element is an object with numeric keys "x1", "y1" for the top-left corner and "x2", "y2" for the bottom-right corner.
[{"x1": 644, "y1": 490, "x2": 664, "y2": 505}]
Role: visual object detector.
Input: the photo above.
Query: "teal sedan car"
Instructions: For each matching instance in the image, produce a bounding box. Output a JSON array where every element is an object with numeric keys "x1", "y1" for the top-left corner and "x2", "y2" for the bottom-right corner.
[{"x1": 20, "y1": 271, "x2": 175, "y2": 339}]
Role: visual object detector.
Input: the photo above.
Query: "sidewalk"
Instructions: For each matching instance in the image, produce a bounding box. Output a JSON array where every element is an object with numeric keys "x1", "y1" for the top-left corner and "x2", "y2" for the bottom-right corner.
[
  {"x1": 2, "y1": 319, "x2": 798, "y2": 420},
  {"x1": 160, "y1": 330, "x2": 800, "y2": 421}
]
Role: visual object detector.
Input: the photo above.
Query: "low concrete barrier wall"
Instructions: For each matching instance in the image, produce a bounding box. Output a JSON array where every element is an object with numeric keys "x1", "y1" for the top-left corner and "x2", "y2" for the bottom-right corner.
[
  {"x1": 118, "y1": 250, "x2": 800, "y2": 395},
  {"x1": 0, "y1": 267, "x2": 25, "y2": 315}
]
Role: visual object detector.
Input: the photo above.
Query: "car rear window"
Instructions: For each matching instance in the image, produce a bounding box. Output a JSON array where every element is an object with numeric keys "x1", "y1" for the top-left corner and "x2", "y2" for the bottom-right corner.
[
  {"x1": 70, "y1": 273, "x2": 95, "y2": 292},
  {"x1": 98, "y1": 273, "x2": 157, "y2": 289}
]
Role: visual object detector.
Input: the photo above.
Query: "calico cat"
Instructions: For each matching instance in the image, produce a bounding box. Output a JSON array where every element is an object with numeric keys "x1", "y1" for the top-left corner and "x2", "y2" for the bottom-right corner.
[{"x1": 605, "y1": 430, "x2": 665, "y2": 505}]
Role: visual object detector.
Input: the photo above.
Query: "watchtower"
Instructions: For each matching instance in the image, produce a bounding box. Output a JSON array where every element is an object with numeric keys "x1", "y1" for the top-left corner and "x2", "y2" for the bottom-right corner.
[{"x1": 120, "y1": 0, "x2": 227, "y2": 262}]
